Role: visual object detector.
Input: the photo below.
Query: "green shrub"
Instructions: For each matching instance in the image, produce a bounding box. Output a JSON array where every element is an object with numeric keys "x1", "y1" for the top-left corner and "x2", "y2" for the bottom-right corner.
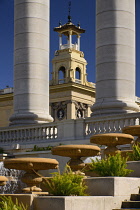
[
  {"x1": 86, "y1": 153, "x2": 133, "y2": 177},
  {"x1": 0, "y1": 196, "x2": 27, "y2": 210},
  {"x1": 32, "y1": 145, "x2": 53, "y2": 151},
  {"x1": 44, "y1": 165, "x2": 88, "y2": 196},
  {"x1": 128, "y1": 143, "x2": 140, "y2": 161},
  {"x1": 26, "y1": 143, "x2": 64, "y2": 152}
]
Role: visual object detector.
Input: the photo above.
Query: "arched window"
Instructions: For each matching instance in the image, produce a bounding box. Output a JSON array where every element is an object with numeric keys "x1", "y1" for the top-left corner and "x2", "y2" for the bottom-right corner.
[
  {"x1": 58, "y1": 66, "x2": 66, "y2": 84},
  {"x1": 75, "y1": 67, "x2": 81, "y2": 83}
]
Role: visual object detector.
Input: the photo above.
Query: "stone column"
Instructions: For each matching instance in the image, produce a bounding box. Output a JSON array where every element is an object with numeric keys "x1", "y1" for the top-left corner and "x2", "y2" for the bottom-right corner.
[
  {"x1": 10, "y1": 0, "x2": 53, "y2": 125},
  {"x1": 59, "y1": 33, "x2": 62, "y2": 50},
  {"x1": 77, "y1": 35, "x2": 80, "y2": 51},
  {"x1": 68, "y1": 31, "x2": 72, "y2": 48},
  {"x1": 91, "y1": 0, "x2": 140, "y2": 116}
]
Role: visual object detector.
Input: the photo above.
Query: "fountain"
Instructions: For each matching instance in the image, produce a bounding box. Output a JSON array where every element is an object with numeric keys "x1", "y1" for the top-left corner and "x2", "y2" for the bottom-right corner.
[
  {"x1": 90, "y1": 133, "x2": 134, "y2": 156},
  {"x1": 0, "y1": 161, "x2": 24, "y2": 194},
  {"x1": 51, "y1": 145, "x2": 100, "y2": 173},
  {"x1": 4, "y1": 158, "x2": 59, "y2": 193}
]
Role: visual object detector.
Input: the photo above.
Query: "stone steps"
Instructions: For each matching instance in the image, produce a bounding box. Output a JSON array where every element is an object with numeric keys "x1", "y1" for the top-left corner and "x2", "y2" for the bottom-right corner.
[
  {"x1": 122, "y1": 201, "x2": 140, "y2": 208},
  {"x1": 131, "y1": 194, "x2": 140, "y2": 201},
  {"x1": 113, "y1": 190, "x2": 140, "y2": 210}
]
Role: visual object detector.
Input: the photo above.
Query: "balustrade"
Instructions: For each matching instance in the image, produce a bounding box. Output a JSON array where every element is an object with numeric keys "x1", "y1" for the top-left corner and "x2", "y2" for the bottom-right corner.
[
  {"x1": 0, "y1": 113, "x2": 140, "y2": 147},
  {"x1": 0, "y1": 124, "x2": 58, "y2": 144},
  {"x1": 85, "y1": 113, "x2": 140, "y2": 137}
]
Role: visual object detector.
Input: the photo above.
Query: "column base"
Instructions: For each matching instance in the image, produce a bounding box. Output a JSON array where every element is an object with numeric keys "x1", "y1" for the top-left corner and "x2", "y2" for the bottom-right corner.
[
  {"x1": 9, "y1": 112, "x2": 53, "y2": 126},
  {"x1": 91, "y1": 100, "x2": 140, "y2": 117}
]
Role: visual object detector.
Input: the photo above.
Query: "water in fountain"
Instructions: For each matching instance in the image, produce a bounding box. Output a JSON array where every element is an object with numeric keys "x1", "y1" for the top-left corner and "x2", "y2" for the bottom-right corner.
[
  {"x1": 84, "y1": 156, "x2": 101, "y2": 163},
  {"x1": 0, "y1": 162, "x2": 25, "y2": 194}
]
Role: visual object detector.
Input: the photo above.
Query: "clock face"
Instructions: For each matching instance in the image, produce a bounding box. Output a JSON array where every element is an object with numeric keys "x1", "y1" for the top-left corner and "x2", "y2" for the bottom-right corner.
[{"x1": 57, "y1": 109, "x2": 65, "y2": 120}]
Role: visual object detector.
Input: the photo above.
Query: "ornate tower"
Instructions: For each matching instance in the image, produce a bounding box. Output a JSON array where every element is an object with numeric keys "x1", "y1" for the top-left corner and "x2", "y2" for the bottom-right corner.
[{"x1": 50, "y1": 16, "x2": 95, "y2": 122}]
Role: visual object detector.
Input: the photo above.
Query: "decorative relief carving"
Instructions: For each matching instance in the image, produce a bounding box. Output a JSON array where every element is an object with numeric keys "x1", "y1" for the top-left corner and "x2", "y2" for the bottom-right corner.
[
  {"x1": 50, "y1": 101, "x2": 68, "y2": 121},
  {"x1": 50, "y1": 100, "x2": 89, "y2": 120},
  {"x1": 73, "y1": 101, "x2": 88, "y2": 118},
  {"x1": 80, "y1": 52, "x2": 84, "y2": 57}
]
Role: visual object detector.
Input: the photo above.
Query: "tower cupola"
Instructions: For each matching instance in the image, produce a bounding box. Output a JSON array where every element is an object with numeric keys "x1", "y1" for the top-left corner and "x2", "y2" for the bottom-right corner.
[
  {"x1": 50, "y1": 3, "x2": 94, "y2": 88},
  {"x1": 54, "y1": 19, "x2": 85, "y2": 51}
]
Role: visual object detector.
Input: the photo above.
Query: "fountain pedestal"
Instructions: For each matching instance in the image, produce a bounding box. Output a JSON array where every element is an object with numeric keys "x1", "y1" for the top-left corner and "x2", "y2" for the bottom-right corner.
[
  {"x1": 4, "y1": 158, "x2": 58, "y2": 193},
  {"x1": 90, "y1": 133, "x2": 134, "y2": 156},
  {"x1": 52, "y1": 145, "x2": 100, "y2": 173}
]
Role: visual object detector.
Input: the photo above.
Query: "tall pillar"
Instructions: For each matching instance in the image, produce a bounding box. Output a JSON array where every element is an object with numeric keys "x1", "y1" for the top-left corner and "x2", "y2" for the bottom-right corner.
[
  {"x1": 10, "y1": 0, "x2": 53, "y2": 125},
  {"x1": 91, "y1": 0, "x2": 140, "y2": 116}
]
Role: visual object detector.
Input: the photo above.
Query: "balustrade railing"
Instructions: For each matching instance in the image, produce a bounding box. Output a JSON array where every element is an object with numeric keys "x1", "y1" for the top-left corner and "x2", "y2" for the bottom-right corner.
[
  {"x1": 0, "y1": 112, "x2": 140, "y2": 147},
  {"x1": 0, "y1": 123, "x2": 58, "y2": 144},
  {"x1": 85, "y1": 113, "x2": 140, "y2": 137}
]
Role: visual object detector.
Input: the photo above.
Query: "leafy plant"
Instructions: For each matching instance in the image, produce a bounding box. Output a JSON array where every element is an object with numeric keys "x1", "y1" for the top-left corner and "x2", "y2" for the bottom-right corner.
[
  {"x1": 128, "y1": 143, "x2": 140, "y2": 161},
  {"x1": 0, "y1": 196, "x2": 28, "y2": 210},
  {"x1": 33, "y1": 145, "x2": 53, "y2": 151},
  {"x1": 44, "y1": 165, "x2": 88, "y2": 196},
  {"x1": 86, "y1": 153, "x2": 133, "y2": 177},
  {"x1": 26, "y1": 143, "x2": 64, "y2": 152}
]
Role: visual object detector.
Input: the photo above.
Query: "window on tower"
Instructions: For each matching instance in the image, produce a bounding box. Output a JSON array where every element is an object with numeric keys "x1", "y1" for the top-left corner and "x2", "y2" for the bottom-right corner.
[
  {"x1": 75, "y1": 67, "x2": 81, "y2": 84},
  {"x1": 58, "y1": 66, "x2": 66, "y2": 84}
]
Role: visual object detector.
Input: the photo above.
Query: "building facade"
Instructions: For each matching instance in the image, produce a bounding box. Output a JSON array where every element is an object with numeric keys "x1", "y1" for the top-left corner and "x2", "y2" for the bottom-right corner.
[{"x1": 0, "y1": 19, "x2": 95, "y2": 127}]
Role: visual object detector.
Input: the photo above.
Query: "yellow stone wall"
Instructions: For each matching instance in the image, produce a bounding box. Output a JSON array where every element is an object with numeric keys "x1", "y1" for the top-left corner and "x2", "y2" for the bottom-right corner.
[
  {"x1": 0, "y1": 94, "x2": 13, "y2": 127},
  {"x1": 0, "y1": 48, "x2": 95, "y2": 126},
  {"x1": 51, "y1": 49, "x2": 88, "y2": 85},
  {"x1": 50, "y1": 83, "x2": 95, "y2": 122}
]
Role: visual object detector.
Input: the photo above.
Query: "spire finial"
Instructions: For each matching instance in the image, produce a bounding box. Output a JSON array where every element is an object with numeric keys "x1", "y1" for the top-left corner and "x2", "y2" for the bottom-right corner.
[
  {"x1": 59, "y1": 20, "x2": 62, "y2": 27},
  {"x1": 68, "y1": 1, "x2": 72, "y2": 23},
  {"x1": 77, "y1": 22, "x2": 80, "y2": 28}
]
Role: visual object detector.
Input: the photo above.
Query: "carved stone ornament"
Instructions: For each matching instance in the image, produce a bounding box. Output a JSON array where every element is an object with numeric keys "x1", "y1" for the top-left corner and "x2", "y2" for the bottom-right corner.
[
  {"x1": 51, "y1": 101, "x2": 67, "y2": 110},
  {"x1": 51, "y1": 101, "x2": 68, "y2": 120},
  {"x1": 77, "y1": 109, "x2": 83, "y2": 118},
  {"x1": 73, "y1": 101, "x2": 88, "y2": 118},
  {"x1": 57, "y1": 108, "x2": 65, "y2": 120}
]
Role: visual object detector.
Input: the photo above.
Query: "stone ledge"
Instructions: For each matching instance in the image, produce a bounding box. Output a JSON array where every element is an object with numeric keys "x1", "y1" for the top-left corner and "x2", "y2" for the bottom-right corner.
[
  {"x1": 84, "y1": 177, "x2": 140, "y2": 196},
  {"x1": 127, "y1": 161, "x2": 140, "y2": 177}
]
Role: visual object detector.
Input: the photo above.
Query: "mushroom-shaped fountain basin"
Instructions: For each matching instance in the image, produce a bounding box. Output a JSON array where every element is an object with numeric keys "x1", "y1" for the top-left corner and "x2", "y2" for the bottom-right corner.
[
  {"x1": 90, "y1": 133, "x2": 134, "y2": 156},
  {"x1": 4, "y1": 158, "x2": 58, "y2": 171},
  {"x1": 0, "y1": 176, "x2": 8, "y2": 186},
  {"x1": 52, "y1": 145, "x2": 100, "y2": 172},
  {"x1": 122, "y1": 125, "x2": 140, "y2": 143},
  {"x1": 4, "y1": 158, "x2": 59, "y2": 193}
]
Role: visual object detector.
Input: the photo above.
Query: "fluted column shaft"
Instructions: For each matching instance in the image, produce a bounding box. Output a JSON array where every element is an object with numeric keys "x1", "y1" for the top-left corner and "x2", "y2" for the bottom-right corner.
[
  {"x1": 91, "y1": 0, "x2": 140, "y2": 116},
  {"x1": 10, "y1": 0, "x2": 53, "y2": 125}
]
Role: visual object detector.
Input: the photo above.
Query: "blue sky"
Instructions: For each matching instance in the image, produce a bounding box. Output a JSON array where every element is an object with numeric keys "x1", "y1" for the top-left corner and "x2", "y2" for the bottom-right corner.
[{"x1": 1, "y1": 0, "x2": 140, "y2": 97}]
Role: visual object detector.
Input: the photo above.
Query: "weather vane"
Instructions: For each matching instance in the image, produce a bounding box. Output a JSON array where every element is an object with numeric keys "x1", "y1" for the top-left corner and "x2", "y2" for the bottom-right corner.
[{"x1": 68, "y1": 1, "x2": 72, "y2": 23}]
